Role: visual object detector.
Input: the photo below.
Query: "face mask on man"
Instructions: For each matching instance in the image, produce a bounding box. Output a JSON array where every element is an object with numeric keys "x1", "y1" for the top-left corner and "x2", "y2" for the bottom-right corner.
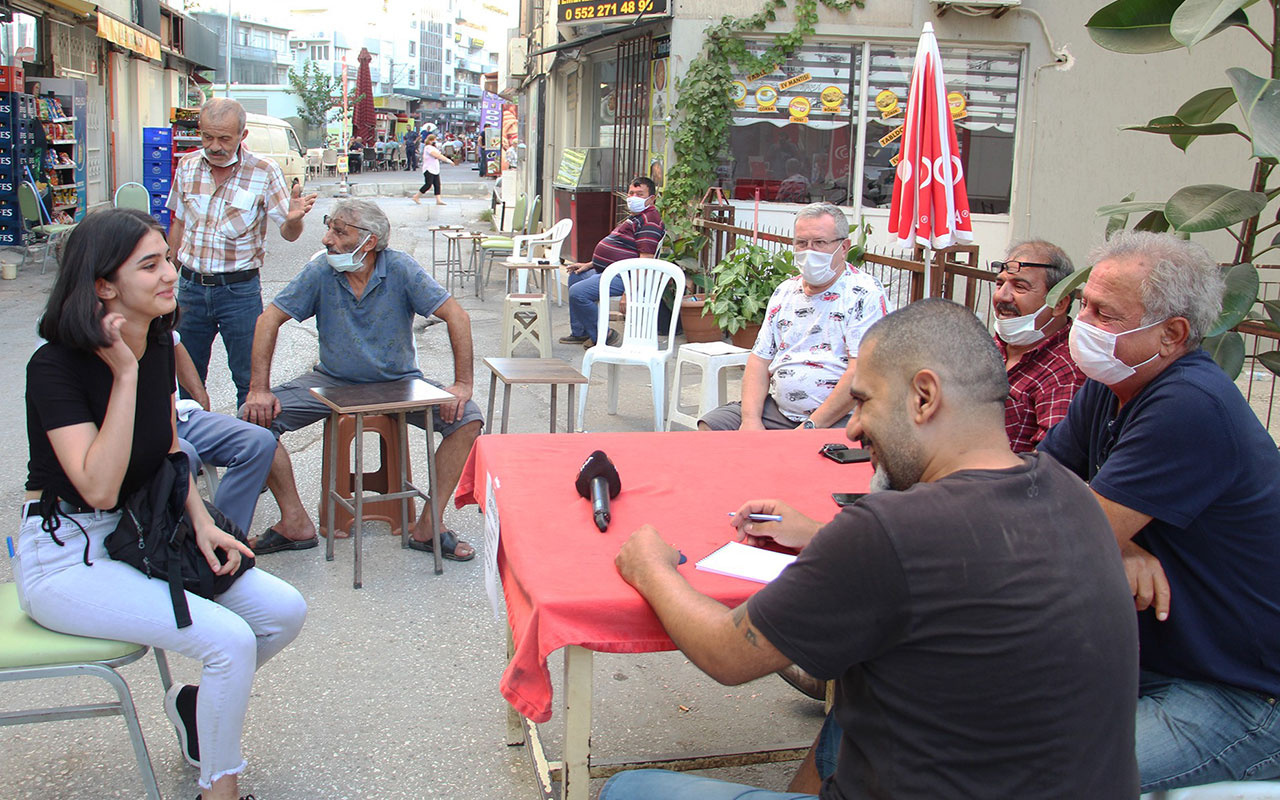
[
  {"x1": 201, "y1": 147, "x2": 239, "y2": 168},
  {"x1": 326, "y1": 233, "x2": 372, "y2": 273},
  {"x1": 794, "y1": 248, "x2": 841, "y2": 286},
  {"x1": 1068, "y1": 318, "x2": 1163, "y2": 385},
  {"x1": 994, "y1": 305, "x2": 1050, "y2": 346},
  {"x1": 626, "y1": 195, "x2": 649, "y2": 214}
]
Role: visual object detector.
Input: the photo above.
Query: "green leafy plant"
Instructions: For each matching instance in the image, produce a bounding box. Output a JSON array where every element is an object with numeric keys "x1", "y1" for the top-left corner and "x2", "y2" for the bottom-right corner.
[
  {"x1": 845, "y1": 220, "x2": 873, "y2": 267},
  {"x1": 661, "y1": 234, "x2": 711, "y2": 291},
  {"x1": 1086, "y1": 0, "x2": 1280, "y2": 378},
  {"x1": 657, "y1": 0, "x2": 863, "y2": 240},
  {"x1": 704, "y1": 242, "x2": 794, "y2": 334},
  {"x1": 286, "y1": 61, "x2": 340, "y2": 148}
]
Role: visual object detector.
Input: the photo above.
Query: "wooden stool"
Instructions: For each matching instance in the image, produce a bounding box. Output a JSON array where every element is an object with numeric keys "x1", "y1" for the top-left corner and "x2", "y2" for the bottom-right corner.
[
  {"x1": 484, "y1": 357, "x2": 587, "y2": 433},
  {"x1": 667, "y1": 341, "x2": 752, "y2": 431},
  {"x1": 502, "y1": 293, "x2": 553, "y2": 357},
  {"x1": 318, "y1": 413, "x2": 414, "y2": 539}
]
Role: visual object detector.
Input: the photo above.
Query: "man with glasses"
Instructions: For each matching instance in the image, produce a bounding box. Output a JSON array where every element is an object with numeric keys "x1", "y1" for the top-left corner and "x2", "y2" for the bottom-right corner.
[
  {"x1": 167, "y1": 97, "x2": 318, "y2": 408},
  {"x1": 989, "y1": 240, "x2": 1084, "y2": 452},
  {"x1": 239, "y1": 200, "x2": 483, "y2": 560},
  {"x1": 699, "y1": 202, "x2": 888, "y2": 431}
]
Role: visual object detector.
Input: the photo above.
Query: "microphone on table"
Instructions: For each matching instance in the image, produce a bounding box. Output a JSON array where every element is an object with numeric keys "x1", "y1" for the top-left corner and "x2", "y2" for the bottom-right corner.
[{"x1": 575, "y1": 450, "x2": 622, "y2": 532}]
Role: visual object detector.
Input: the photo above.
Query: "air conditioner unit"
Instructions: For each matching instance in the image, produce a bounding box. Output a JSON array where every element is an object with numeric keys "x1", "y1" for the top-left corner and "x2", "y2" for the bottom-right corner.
[
  {"x1": 508, "y1": 38, "x2": 528, "y2": 78},
  {"x1": 931, "y1": 0, "x2": 1020, "y2": 16},
  {"x1": 292, "y1": 42, "x2": 306, "y2": 50}
]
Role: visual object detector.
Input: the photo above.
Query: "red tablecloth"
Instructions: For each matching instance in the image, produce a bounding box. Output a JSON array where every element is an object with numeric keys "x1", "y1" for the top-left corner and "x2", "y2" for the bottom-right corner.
[{"x1": 455, "y1": 429, "x2": 873, "y2": 723}]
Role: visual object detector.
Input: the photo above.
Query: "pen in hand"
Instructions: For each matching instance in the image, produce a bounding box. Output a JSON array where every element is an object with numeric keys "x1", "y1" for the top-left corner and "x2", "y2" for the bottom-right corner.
[{"x1": 727, "y1": 512, "x2": 783, "y2": 522}]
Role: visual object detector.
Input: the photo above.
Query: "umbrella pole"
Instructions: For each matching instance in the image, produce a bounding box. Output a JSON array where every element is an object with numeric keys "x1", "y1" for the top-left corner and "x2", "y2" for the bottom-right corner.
[{"x1": 924, "y1": 247, "x2": 935, "y2": 299}]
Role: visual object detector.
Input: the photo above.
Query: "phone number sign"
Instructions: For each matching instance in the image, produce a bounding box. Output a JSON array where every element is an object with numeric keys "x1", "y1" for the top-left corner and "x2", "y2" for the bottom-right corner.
[{"x1": 559, "y1": 0, "x2": 667, "y2": 23}]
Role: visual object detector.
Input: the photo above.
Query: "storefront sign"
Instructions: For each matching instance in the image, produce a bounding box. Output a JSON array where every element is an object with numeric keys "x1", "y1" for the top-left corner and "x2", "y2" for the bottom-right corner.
[
  {"x1": 878, "y1": 125, "x2": 903, "y2": 147},
  {"x1": 779, "y1": 73, "x2": 811, "y2": 91},
  {"x1": 890, "y1": 153, "x2": 900, "y2": 168},
  {"x1": 875, "y1": 89, "x2": 899, "y2": 118},
  {"x1": 755, "y1": 85, "x2": 778, "y2": 112},
  {"x1": 558, "y1": 0, "x2": 668, "y2": 24},
  {"x1": 819, "y1": 85, "x2": 843, "y2": 113},
  {"x1": 96, "y1": 14, "x2": 161, "y2": 61},
  {"x1": 948, "y1": 91, "x2": 967, "y2": 120},
  {"x1": 652, "y1": 35, "x2": 671, "y2": 60},
  {"x1": 788, "y1": 97, "x2": 810, "y2": 123},
  {"x1": 729, "y1": 81, "x2": 747, "y2": 108},
  {"x1": 746, "y1": 65, "x2": 778, "y2": 83}
]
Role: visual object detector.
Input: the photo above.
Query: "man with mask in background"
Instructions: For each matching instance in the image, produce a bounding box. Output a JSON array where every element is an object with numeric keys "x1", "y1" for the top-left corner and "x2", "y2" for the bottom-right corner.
[
  {"x1": 699, "y1": 202, "x2": 888, "y2": 431},
  {"x1": 990, "y1": 240, "x2": 1084, "y2": 452},
  {"x1": 560, "y1": 176, "x2": 665, "y2": 348},
  {"x1": 167, "y1": 97, "x2": 318, "y2": 408},
  {"x1": 240, "y1": 200, "x2": 483, "y2": 561}
]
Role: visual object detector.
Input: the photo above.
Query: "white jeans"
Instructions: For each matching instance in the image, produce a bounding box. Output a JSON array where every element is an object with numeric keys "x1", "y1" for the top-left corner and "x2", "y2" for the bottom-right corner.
[{"x1": 13, "y1": 502, "x2": 307, "y2": 789}]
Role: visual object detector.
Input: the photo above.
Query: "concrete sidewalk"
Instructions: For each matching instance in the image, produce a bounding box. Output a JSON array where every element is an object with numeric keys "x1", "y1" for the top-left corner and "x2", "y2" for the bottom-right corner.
[
  {"x1": 306, "y1": 157, "x2": 496, "y2": 199},
  {"x1": 0, "y1": 195, "x2": 822, "y2": 799}
]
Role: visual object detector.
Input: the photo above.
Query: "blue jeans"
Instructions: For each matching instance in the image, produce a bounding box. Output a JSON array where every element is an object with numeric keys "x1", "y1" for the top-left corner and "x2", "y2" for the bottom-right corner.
[
  {"x1": 601, "y1": 769, "x2": 817, "y2": 800},
  {"x1": 1138, "y1": 669, "x2": 1280, "y2": 792},
  {"x1": 178, "y1": 274, "x2": 263, "y2": 408},
  {"x1": 568, "y1": 270, "x2": 624, "y2": 341},
  {"x1": 177, "y1": 409, "x2": 277, "y2": 534}
]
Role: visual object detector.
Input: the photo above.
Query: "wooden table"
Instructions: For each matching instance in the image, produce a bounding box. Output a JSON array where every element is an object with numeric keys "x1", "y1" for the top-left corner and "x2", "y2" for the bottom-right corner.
[
  {"x1": 442, "y1": 230, "x2": 486, "y2": 299},
  {"x1": 309, "y1": 378, "x2": 457, "y2": 587},
  {"x1": 427, "y1": 224, "x2": 466, "y2": 279},
  {"x1": 502, "y1": 257, "x2": 566, "y2": 304},
  {"x1": 483, "y1": 357, "x2": 587, "y2": 434}
]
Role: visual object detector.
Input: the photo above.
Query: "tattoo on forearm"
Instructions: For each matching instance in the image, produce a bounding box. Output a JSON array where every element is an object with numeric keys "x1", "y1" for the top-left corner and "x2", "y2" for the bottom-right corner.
[{"x1": 731, "y1": 604, "x2": 760, "y2": 648}]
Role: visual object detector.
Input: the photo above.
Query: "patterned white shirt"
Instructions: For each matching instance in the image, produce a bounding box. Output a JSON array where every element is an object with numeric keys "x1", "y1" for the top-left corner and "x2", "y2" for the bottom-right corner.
[
  {"x1": 166, "y1": 146, "x2": 291, "y2": 275},
  {"x1": 753, "y1": 267, "x2": 890, "y2": 421}
]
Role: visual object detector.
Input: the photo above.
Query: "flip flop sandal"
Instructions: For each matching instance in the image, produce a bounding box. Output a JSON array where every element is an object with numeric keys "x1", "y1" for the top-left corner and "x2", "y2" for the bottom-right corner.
[
  {"x1": 406, "y1": 529, "x2": 475, "y2": 562},
  {"x1": 253, "y1": 528, "x2": 319, "y2": 555}
]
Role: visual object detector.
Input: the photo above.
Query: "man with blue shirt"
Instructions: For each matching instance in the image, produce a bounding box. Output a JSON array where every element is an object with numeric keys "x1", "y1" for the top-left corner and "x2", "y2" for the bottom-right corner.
[
  {"x1": 240, "y1": 199, "x2": 483, "y2": 561},
  {"x1": 1040, "y1": 231, "x2": 1280, "y2": 793}
]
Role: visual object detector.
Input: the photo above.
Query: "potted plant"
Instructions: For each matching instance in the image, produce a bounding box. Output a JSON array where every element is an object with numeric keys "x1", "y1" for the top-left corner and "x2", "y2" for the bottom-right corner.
[
  {"x1": 661, "y1": 235, "x2": 721, "y2": 342},
  {"x1": 705, "y1": 241, "x2": 795, "y2": 348}
]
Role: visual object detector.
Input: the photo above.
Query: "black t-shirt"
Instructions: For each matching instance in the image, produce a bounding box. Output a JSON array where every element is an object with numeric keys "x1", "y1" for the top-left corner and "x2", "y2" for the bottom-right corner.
[
  {"x1": 25, "y1": 335, "x2": 176, "y2": 509},
  {"x1": 749, "y1": 453, "x2": 1139, "y2": 800}
]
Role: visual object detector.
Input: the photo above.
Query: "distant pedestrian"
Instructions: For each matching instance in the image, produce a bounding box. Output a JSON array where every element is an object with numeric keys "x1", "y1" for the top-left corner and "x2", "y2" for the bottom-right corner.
[
  {"x1": 413, "y1": 134, "x2": 447, "y2": 206},
  {"x1": 404, "y1": 128, "x2": 419, "y2": 171}
]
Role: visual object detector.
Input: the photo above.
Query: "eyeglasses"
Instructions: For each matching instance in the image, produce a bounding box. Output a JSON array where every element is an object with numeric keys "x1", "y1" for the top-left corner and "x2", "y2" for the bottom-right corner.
[
  {"x1": 991, "y1": 259, "x2": 1055, "y2": 273},
  {"x1": 792, "y1": 237, "x2": 843, "y2": 250},
  {"x1": 322, "y1": 214, "x2": 370, "y2": 234}
]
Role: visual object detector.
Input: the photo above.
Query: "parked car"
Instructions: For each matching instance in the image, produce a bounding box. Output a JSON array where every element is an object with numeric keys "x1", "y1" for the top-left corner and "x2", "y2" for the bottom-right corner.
[{"x1": 243, "y1": 114, "x2": 307, "y2": 188}]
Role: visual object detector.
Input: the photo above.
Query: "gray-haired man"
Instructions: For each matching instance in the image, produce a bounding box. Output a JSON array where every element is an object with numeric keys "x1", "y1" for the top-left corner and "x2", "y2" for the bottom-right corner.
[
  {"x1": 699, "y1": 203, "x2": 889, "y2": 431},
  {"x1": 241, "y1": 199, "x2": 483, "y2": 561}
]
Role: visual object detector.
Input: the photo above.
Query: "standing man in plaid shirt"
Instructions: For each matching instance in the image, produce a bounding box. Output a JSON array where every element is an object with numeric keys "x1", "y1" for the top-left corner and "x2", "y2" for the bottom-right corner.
[
  {"x1": 990, "y1": 240, "x2": 1084, "y2": 452},
  {"x1": 167, "y1": 98, "x2": 318, "y2": 407}
]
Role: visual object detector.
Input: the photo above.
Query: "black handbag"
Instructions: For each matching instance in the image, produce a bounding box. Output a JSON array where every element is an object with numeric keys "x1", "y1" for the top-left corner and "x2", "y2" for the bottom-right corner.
[{"x1": 105, "y1": 452, "x2": 255, "y2": 628}]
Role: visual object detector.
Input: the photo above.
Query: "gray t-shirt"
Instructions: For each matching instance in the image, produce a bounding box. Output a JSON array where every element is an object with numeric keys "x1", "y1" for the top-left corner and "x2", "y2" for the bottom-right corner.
[
  {"x1": 749, "y1": 453, "x2": 1139, "y2": 800},
  {"x1": 272, "y1": 249, "x2": 448, "y2": 383}
]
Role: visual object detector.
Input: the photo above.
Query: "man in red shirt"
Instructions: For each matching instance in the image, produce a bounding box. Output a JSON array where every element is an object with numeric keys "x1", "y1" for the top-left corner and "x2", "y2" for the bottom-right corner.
[
  {"x1": 559, "y1": 177, "x2": 665, "y2": 347},
  {"x1": 991, "y1": 240, "x2": 1084, "y2": 452}
]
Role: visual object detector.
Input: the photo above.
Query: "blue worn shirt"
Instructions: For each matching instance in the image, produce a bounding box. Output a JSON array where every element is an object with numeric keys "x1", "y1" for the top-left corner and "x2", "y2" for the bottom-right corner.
[
  {"x1": 271, "y1": 249, "x2": 449, "y2": 383},
  {"x1": 1041, "y1": 349, "x2": 1280, "y2": 696}
]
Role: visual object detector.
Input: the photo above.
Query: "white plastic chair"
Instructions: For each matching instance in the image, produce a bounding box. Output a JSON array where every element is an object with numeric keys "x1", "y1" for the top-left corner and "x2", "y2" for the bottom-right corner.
[
  {"x1": 577, "y1": 258, "x2": 685, "y2": 432},
  {"x1": 511, "y1": 218, "x2": 573, "y2": 303},
  {"x1": 113, "y1": 182, "x2": 149, "y2": 211}
]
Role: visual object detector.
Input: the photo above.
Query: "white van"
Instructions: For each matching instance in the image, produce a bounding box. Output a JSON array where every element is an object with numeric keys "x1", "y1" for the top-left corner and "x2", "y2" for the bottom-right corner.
[{"x1": 243, "y1": 113, "x2": 306, "y2": 189}]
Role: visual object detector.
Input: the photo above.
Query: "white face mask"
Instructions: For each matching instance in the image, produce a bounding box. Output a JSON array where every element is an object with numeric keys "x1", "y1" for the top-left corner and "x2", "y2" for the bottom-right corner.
[
  {"x1": 201, "y1": 146, "x2": 239, "y2": 168},
  {"x1": 994, "y1": 304, "x2": 1050, "y2": 346},
  {"x1": 794, "y1": 248, "x2": 841, "y2": 286},
  {"x1": 326, "y1": 234, "x2": 372, "y2": 273},
  {"x1": 1068, "y1": 318, "x2": 1164, "y2": 385},
  {"x1": 626, "y1": 195, "x2": 649, "y2": 214}
]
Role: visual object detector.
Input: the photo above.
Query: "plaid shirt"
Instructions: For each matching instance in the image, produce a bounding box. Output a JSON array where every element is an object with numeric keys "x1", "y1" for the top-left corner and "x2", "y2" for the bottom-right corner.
[
  {"x1": 996, "y1": 321, "x2": 1085, "y2": 453},
  {"x1": 166, "y1": 147, "x2": 291, "y2": 275}
]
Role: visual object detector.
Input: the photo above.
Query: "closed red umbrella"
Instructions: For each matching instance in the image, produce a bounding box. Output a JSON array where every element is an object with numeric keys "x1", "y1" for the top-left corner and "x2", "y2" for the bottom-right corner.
[
  {"x1": 889, "y1": 22, "x2": 972, "y2": 277},
  {"x1": 353, "y1": 48, "x2": 376, "y2": 145}
]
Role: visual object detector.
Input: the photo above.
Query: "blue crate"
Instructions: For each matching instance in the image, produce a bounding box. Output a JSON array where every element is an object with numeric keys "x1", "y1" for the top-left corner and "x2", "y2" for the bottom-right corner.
[
  {"x1": 143, "y1": 127, "x2": 172, "y2": 145},
  {"x1": 0, "y1": 228, "x2": 30, "y2": 247},
  {"x1": 143, "y1": 143, "x2": 172, "y2": 161},
  {"x1": 149, "y1": 197, "x2": 167, "y2": 214},
  {"x1": 144, "y1": 176, "x2": 171, "y2": 194},
  {"x1": 142, "y1": 159, "x2": 170, "y2": 177},
  {"x1": 151, "y1": 208, "x2": 171, "y2": 226},
  {"x1": 148, "y1": 190, "x2": 167, "y2": 208}
]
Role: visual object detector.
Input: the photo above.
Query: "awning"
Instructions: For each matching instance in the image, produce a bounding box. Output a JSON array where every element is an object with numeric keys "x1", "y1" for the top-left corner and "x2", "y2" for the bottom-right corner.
[
  {"x1": 97, "y1": 11, "x2": 161, "y2": 61},
  {"x1": 39, "y1": 0, "x2": 96, "y2": 17},
  {"x1": 531, "y1": 15, "x2": 666, "y2": 57}
]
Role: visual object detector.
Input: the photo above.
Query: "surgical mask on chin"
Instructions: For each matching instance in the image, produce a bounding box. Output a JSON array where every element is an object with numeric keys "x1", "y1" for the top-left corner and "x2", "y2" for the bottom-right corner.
[
  {"x1": 625, "y1": 196, "x2": 648, "y2": 214},
  {"x1": 201, "y1": 147, "x2": 239, "y2": 167},
  {"x1": 994, "y1": 305, "x2": 1050, "y2": 346},
  {"x1": 1068, "y1": 318, "x2": 1163, "y2": 385},
  {"x1": 794, "y1": 248, "x2": 840, "y2": 286},
  {"x1": 326, "y1": 234, "x2": 372, "y2": 272}
]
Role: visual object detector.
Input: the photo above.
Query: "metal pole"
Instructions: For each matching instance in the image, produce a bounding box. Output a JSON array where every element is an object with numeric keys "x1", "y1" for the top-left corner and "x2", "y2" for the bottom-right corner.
[
  {"x1": 224, "y1": 1, "x2": 232, "y2": 97},
  {"x1": 339, "y1": 54, "x2": 350, "y2": 197}
]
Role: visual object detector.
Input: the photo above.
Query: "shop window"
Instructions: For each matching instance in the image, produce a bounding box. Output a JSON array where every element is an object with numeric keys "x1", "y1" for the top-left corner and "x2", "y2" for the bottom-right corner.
[{"x1": 724, "y1": 39, "x2": 1021, "y2": 215}]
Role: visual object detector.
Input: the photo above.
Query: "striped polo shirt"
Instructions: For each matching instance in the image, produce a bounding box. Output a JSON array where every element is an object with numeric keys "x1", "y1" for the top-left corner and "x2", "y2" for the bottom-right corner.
[{"x1": 590, "y1": 205, "x2": 664, "y2": 272}]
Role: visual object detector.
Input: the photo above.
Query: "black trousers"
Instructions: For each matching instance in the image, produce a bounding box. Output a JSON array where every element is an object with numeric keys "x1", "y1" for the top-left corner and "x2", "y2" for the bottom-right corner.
[{"x1": 419, "y1": 171, "x2": 442, "y2": 196}]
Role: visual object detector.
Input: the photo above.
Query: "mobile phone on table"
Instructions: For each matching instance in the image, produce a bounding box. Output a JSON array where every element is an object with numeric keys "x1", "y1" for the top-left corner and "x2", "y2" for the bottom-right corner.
[
  {"x1": 832, "y1": 492, "x2": 868, "y2": 507},
  {"x1": 819, "y1": 443, "x2": 872, "y2": 464}
]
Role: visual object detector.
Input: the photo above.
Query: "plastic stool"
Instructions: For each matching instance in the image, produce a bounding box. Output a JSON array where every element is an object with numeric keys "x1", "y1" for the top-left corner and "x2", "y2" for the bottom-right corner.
[
  {"x1": 502, "y1": 293, "x2": 553, "y2": 357},
  {"x1": 667, "y1": 341, "x2": 751, "y2": 431},
  {"x1": 318, "y1": 413, "x2": 414, "y2": 538}
]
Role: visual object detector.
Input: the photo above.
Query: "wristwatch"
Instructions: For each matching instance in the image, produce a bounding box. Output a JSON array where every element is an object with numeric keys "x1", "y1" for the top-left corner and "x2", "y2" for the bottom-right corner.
[{"x1": 800, "y1": 418, "x2": 816, "y2": 429}]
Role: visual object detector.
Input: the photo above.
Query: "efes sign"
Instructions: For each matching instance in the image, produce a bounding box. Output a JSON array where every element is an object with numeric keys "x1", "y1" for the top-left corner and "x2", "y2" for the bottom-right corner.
[{"x1": 559, "y1": 0, "x2": 668, "y2": 24}]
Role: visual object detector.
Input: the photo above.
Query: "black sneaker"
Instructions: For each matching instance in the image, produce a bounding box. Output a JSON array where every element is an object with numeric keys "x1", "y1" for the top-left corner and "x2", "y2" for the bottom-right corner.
[
  {"x1": 559, "y1": 333, "x2": 590, "y2": 344},
  {"x1": 605, "y1": 329, "x2": 621, "y2": 347},
  {"x1": 165, "y1": 683, "x2": 200, "y2": 767}
]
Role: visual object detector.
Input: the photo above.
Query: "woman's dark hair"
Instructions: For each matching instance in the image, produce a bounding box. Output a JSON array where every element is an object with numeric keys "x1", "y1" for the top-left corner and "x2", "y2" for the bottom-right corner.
[{"x1": 38, "y1": 208, "x2": 174, "y2": 351}]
